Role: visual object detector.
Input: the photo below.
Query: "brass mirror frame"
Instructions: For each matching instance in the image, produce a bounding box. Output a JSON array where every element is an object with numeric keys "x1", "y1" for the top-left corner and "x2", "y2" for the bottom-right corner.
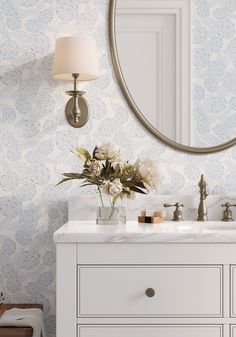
[{"x1": 108, "y1": 0, "x2": 236, "y2": 154}]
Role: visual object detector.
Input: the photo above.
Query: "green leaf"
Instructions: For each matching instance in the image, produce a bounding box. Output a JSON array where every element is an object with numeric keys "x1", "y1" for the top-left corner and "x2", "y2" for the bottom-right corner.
[
  {"x1": 133, "y1": 181, "x2": 146, "y2": 189},
  {"x1": 56, "y1": 177, "x2": 79, "y2": 186},
  {"x1": 63, "y1": 173, "x2": 83, "y2": 179},
  {"x1": 93, "y1": 146, "x2": 98, "y2": 159},
  {"x1": 114, "y1": 164, "x2": 120, "y2": 177},
  {"x1": 76, "y1": 147, "x2": 91, "y2": 162},
  {"x1": 130, "y1": 186, "x2": 147, "y2": 194},
  {"x1": 80, "y1": 183, "x2": 94, "y2": 188}
]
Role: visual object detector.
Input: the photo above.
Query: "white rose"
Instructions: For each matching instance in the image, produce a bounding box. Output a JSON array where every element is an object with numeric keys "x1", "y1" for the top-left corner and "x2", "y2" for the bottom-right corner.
[
  {"x1": 103, "y1": 178, "x2": 123, "y2": 196},
  {"x1": 88, "y1": 160, "x2": 102, "y2": 176},
  {"x1": 95, "y1": 143, "x2": 122, "y2": 162},
  {"x1": 135, "y1": 159, "x2": 163, "y2": 191}
]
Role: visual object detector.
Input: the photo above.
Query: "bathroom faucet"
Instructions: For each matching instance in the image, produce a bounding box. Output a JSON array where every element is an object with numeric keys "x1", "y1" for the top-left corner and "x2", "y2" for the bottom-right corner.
[
  {"x1": 197, "y1": 174, "x2": 208, "y2": 221},
  {"x1": 163, "y1": 202, "x2": 184, "y2": 221}
]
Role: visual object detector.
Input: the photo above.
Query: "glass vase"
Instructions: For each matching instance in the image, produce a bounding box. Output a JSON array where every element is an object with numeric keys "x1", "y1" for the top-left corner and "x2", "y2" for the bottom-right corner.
[{"x1": 96, "y1": 190, "x2": 126, "y2": 225}]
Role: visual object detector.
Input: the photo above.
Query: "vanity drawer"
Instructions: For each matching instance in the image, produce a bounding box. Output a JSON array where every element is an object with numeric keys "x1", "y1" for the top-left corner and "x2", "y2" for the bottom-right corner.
[
  {"x1": 231, "y1": 266, "x2": 236, "y2": 316},
  {"x1": 78, "y1": 265, "x2": 222, "y2": 317},
  {"x1": 78, "y1": 325, "x2": 223, "y2": 337}
]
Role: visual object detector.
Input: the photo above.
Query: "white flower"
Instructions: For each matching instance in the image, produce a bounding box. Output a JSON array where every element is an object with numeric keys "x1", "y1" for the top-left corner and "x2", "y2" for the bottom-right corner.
[
  {"x1": 111, "y1": 161, "x2": 134, "y2": 175},
  {"x1": 95, "y1": 143, "x2": 122, "y2": 162},
  {"x1": 120, "y1": 161, "x2": 132, "y2": 171},
  {"x1": 88, "y1": 160, "x2": 102, "y2": 176},
  {"x1": 103, "y1": 178, "x2": 123, "y2": 196},
  {"x1": 135, "y1": 159, "x2": 162, "y2": 191}
]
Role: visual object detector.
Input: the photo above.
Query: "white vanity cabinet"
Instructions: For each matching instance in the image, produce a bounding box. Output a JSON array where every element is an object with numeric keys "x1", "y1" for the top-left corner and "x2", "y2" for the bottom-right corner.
[{"x1": 54, "y1": 221, "x2": 236, "y2": 337}]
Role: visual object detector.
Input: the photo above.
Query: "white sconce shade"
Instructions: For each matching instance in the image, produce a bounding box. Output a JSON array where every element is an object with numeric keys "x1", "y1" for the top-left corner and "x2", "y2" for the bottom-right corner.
[{"x1": 52, "y1": 36, "x2": 99, "y2": 81}]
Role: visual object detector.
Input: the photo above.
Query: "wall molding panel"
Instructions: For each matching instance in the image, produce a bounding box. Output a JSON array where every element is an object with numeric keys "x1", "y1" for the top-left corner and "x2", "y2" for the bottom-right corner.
[{"x1": 116, "y1": 0, "x2": 191, "y2": 145}]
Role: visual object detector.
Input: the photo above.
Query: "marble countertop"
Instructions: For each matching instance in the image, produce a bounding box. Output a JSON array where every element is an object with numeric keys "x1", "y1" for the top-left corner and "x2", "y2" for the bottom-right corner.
[{"x1": 53, "y1": 221, "x2": 236, "y2": 243}]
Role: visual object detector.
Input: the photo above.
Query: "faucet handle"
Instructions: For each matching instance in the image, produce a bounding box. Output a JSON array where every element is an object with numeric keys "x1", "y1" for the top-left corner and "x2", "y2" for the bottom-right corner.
[
  {"x1": 221, "y1": 202, "x2": 236, "y2": 222},
  {"x1": 163, "y1": 202, "x2": 184, "y2": 221}
]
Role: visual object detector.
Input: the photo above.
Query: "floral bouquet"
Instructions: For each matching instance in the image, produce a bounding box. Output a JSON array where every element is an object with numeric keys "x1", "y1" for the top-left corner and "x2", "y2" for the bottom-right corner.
[{"x1": 58, "y1": 143, "x2": 162, "y2": 224}]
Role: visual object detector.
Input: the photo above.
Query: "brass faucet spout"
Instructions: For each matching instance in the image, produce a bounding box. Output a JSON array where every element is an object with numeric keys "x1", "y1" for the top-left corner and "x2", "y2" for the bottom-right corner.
[{"x1": 197, "y1": 174, "x2": 208, "y2": 221}]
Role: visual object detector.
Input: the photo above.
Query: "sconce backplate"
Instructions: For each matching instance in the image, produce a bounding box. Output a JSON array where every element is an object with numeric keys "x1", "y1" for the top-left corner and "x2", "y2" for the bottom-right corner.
[{"x1": 65, "y1": 95, "x2": 89, "y2": 128}]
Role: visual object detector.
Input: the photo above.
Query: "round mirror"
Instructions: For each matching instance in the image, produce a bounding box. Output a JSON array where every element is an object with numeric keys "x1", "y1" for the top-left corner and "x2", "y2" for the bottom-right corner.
[{"x1": 109, "y1": 0, "x2": 236, "y2": 154}]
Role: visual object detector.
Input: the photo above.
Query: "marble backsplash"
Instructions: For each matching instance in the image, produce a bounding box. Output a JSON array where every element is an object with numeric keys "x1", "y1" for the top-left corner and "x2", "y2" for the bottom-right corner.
[{"x1": 69, "y1": 195, "x2": 236, "y2": 222}]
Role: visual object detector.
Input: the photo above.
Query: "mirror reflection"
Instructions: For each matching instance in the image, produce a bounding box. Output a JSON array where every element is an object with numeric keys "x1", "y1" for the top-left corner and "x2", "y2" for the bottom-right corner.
[{"x1": 115, "y1": 0, "x2": 236, "y2": 148}]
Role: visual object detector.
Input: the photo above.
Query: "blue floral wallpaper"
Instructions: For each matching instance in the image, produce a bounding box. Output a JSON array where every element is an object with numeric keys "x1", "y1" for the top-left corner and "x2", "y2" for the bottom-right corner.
[
  {"x1": 193, "y1": 0, "x2": 236, "y2": 147},
  {"x1": 0, "y1": 0, "x2": 236, "y2": 336}
]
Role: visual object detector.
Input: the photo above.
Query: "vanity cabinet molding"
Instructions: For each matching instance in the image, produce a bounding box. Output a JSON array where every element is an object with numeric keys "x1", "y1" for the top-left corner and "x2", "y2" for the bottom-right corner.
[
  {"x1": 54, "y1": 222, "x2": 236, "y2": 337},
  {"x1": 231, "y1": 266, "x2": 236, "y2": 317},
  {"x1": 78, "y1": 265, "x2": 222, "y2": 317},
  {"x1": 56, "y1": 243, "x2": 77, "y2": 337},
  {"x1": 231, "y1": 325, "x2": 236, "y2": 336},
  {"x1": 78, "y1": 325, "x2": 223, "y2": 337}
]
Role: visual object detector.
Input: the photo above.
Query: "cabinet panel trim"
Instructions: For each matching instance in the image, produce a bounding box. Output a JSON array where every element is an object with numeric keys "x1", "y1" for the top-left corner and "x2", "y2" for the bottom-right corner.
[
  {"x1": 77, "y1": 265, "x2": 223, "y2": 318},
  {"x1": 78, "y1": 324, "x2": 223, "y2": 337}
]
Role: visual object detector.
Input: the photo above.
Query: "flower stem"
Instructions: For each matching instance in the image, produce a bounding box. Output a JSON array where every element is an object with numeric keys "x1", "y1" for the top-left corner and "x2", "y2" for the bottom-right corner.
[
  {"x1": 109, "y1": 203, "x2": 116, "y2": 219},
  {"x1": 108, "y1": 197, "x2": 117, "y2": 219},
  {"x1": 98, "y1": 187, "x2": 104, "y2": 207},
  {"x1": 109, "y1": 197, "x2": 113, "y2": 207}
]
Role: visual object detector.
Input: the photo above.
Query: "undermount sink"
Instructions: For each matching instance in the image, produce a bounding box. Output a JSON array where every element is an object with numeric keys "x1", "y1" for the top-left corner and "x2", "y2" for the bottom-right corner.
[
  {"x1": 135, "y1": 221, "x2": 236, "y2": 234},
  {"x1": 174, "y1": 221, "x2": 236, "y2": 231},
  {"x1": 203, "y1": 223, "x2": 236, "y2": 230}
]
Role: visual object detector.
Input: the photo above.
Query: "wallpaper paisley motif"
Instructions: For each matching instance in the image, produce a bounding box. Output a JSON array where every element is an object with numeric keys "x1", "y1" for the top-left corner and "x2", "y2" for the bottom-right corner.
[{"x1": 0, "y1": 0, "x2": 235, "y2": 336}]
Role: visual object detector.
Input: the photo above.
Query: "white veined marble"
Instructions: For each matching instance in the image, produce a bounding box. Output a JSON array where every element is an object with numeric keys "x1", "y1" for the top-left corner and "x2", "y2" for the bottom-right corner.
[
  {"x1": 68, "y1": 195, "x2": 236, "y2": 221},
  {"x1": 54, "y1": 220, "x2": 236, "y2": 243}
]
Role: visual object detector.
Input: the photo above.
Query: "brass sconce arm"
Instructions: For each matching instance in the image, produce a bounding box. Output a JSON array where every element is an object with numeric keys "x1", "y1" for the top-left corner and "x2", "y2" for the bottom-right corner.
[
  {"x1": 65, "y1": 73, "x2": 89, "y2": 128},
  {"x1": 71, "y1": 73, "x2": 80, "y2": 124}
]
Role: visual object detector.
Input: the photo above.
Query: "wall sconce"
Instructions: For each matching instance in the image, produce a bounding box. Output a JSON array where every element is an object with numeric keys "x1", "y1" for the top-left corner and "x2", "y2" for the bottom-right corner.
[{"x1": 52, "y1": 36, "x2": 99, "y2": 128}]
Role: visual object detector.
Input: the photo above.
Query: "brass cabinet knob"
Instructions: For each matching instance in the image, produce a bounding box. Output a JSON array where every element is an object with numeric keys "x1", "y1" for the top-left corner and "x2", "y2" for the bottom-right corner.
[{"x1": 145, "y1": 288, "x2": 155, "y2": 298}]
